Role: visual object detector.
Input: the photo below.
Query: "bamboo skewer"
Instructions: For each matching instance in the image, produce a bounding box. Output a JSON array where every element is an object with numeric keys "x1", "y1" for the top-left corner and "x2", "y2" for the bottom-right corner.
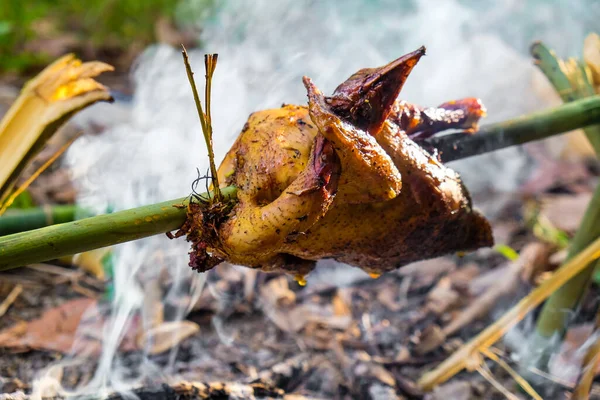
[{"x1": 1, "y1": 95, "x2": 600, "y2": 270}]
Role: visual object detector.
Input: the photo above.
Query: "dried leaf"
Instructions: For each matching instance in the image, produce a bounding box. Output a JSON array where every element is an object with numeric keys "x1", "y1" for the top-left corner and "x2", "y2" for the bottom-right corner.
[
  {"x1": 354, "y1": 362, "x2": 396, "y2": 387},
  {"x1": 584, "y1": 33, "x2": 600, "y2": 89},
  {"x1": 414, "y1": 324, "x2": 446, "y2": 355},
  {"x1": 428, "y1": 380, "x2": 473, "y2": 400},
  {"x1": 445, "y1": 243, "x2": 551, "y2": 337},
  {"x1": 377, "y1": 285, "x2": 403, "y2": 312},
  {"x1": 399, "y1": 257, "x2": 457, "y2": 291},
  {"x1": 137, "y1": 320, "x2": 200, "y2": 355},
  {"x1": 71, "y1": 247, "x2": 112, "y2": 279},
  {"x1": 0, "y1": 298, "x2": 143, "y2": 355},
  {"x1": 0, "y1": 298, "x2": 95, "y2": 353},
  {"x1": 426, "y1": 277, "x2": 460, "y2": 315},
  {"x1": 0, "y1": 55, "x2": 113, "y2": 204},
  {"x1": 332, "y1": 291, "x2": 351, "y2": 316},
  {"x1": 260, "y1": 276, "x2": 296, "y2": 307},
  {"x1": 540, "y1": 192, "x2": 592, "y2": 233},
  {"x1": 446, "y1": 264, "x2": 480, "y2": 293}
]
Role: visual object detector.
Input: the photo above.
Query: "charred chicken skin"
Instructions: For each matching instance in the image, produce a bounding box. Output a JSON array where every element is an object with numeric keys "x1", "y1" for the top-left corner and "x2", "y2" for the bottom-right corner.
[{"x1": 187, "y1": 46, "x2": 493, "y2": 276}]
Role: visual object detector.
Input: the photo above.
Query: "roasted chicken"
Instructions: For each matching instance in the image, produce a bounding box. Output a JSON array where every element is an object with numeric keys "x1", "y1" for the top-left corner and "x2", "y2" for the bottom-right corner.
[{"x1": 184, "y1": 47, "x2": 494, "y2": 277}]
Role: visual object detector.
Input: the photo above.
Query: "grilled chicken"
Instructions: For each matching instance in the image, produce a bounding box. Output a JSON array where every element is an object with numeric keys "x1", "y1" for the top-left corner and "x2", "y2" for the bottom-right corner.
[{"x1": 186, "y1": 47, "x2": 493, "y2": 277}]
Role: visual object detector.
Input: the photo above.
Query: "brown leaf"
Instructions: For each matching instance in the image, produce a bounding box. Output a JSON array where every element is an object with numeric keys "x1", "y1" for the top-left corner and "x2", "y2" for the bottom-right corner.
[
  {"x1": 137, "y1": 321, "x2": 200, "y2": 355},
  {"x1": 446, "y1": 264, "x2": 480, "y2": 293},
  {"x1": 303, "y1": 322, "x2": 334, "y2": 350},
  {"x1": 521, "y1": 153, "x2": 591, "y2": 193},
  {"x1": 426, "y1": 277, "x2": 460, "y2": 315},
  {"x1": 0, "y1": 298, "x2": 95, "y2": 353},
  {"x1": 399, "y1": 257, "x2": 457, "y2": 290},
  {"x1": 519, "y1": 242, "x2": 554, "y2": 284},
  {"x1": 427, "y1": 380, "x2": 473, "y2": 400},
  {"x1": 354, "y1": 362, "x2": 396, "y2": 387},
  {"x1": 414, "y1": 324, "x2": 446, "y2": 355},
  {"x1": 445, "y1": 243, "x2": 551, "y2": 337},
  {"x1": 0, "y1": 298, "x2": 144, "y2": 355},
  {"x1": 260, "y1": 276, "x2": 296, "y2": 307},
  {"x1": 332, "y1": 291, "x2": 351, "y2": 316},
  {"x1": 540, "y1": 192, "x2": 592, "y2": 233},
  {"x1": 377, "y1": 285, "x2": 403, "y2": 312},
  {"x1": 260, "y1": 276, "x2": 307, "y2": 332}
]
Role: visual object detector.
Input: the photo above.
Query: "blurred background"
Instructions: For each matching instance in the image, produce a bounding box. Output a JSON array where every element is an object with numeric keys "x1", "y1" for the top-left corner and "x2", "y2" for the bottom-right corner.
[{"x1": 1, "y1": 0, "x2": 600, "y2": 399}]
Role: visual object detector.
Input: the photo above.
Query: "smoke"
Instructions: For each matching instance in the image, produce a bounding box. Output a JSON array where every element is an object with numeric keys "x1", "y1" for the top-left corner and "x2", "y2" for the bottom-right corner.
[{"x1": 43, "y1": 0, "x2": 597, "y2": 396}]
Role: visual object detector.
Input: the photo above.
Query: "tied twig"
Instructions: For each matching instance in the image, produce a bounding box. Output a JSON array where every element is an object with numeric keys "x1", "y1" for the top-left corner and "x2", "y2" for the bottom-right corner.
[{"x1": 181, "y1": 46, "x2": 222, "y2": 202}]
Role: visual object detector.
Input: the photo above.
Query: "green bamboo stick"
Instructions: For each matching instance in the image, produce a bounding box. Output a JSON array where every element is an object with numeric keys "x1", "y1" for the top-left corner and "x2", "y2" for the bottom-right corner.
[
  {"x1": 0, "y1": 205, "x2": 88, "y2": 236},
  {"x1": 1, "y1": 95, "x2": 600, "y2": 271},
  {"x1": 531, "y1": 42, "x2": 600, "y2": 349},
  {"x1": 1, "y1": 96, "x2": 599, "y2": 236},
  {"x1": 530, "y1": 41, "x2": 600, "y2": 151},
  {"x1": 0, "y1": 186, "x2": 236, "y2": 271},
  {"x1": 537, "y1": 188, "x2": 600, "y2": 331}
]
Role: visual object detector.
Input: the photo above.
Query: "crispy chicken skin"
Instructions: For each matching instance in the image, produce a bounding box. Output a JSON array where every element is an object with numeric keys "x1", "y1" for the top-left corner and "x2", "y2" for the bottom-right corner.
[{"x1": 191, "y1": 47, "x2": 493, "y2": 276}]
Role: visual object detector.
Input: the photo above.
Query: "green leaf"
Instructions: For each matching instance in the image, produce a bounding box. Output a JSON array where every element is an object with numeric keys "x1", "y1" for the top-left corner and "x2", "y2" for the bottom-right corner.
[
  {"x1": 495, "y1": 244, "x2": 519, "y2": 261},
  {"x1": 0, "y1": 21, "x2": 13, "y2": 36}
]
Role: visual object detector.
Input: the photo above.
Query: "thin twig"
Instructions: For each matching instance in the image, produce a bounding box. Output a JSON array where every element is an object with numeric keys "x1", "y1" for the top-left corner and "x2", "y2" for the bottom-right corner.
[
  {"x1": 443, "y1": 243, "x2": 548, "y2": 337},
  {"x1": 527, "y1": 366, "x2": 574, "y2": 388},
  {"x1": 476, "y1": 362, "x2": 520, "y2": 400},
  {"x1": 0, "y1": 284, "x2": 23, "y2": 317},
  {"x1": 481, "y1": 347, "x2": 543, "y2": 400},
  {"x1": 181, "y1": 46, "x2": 221, "y2": 202},
  {"x1": 418, "y1": 235, "x2": 600, "y2": 390}
]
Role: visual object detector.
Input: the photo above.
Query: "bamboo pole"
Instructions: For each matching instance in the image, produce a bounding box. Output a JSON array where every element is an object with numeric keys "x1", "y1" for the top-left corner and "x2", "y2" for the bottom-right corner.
[
  {"x1": 427, "y1": 95, "x2": 600, "y2": 162},
  {"x1": 1, "y1": 95, "x2": 600, "y2": 271},
  {"x1": 0, "y1": 205, "x2": 86, "y2": 235},
  {"x1": 0, "y1": 186, "x2": 236, "y2": 271}
]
